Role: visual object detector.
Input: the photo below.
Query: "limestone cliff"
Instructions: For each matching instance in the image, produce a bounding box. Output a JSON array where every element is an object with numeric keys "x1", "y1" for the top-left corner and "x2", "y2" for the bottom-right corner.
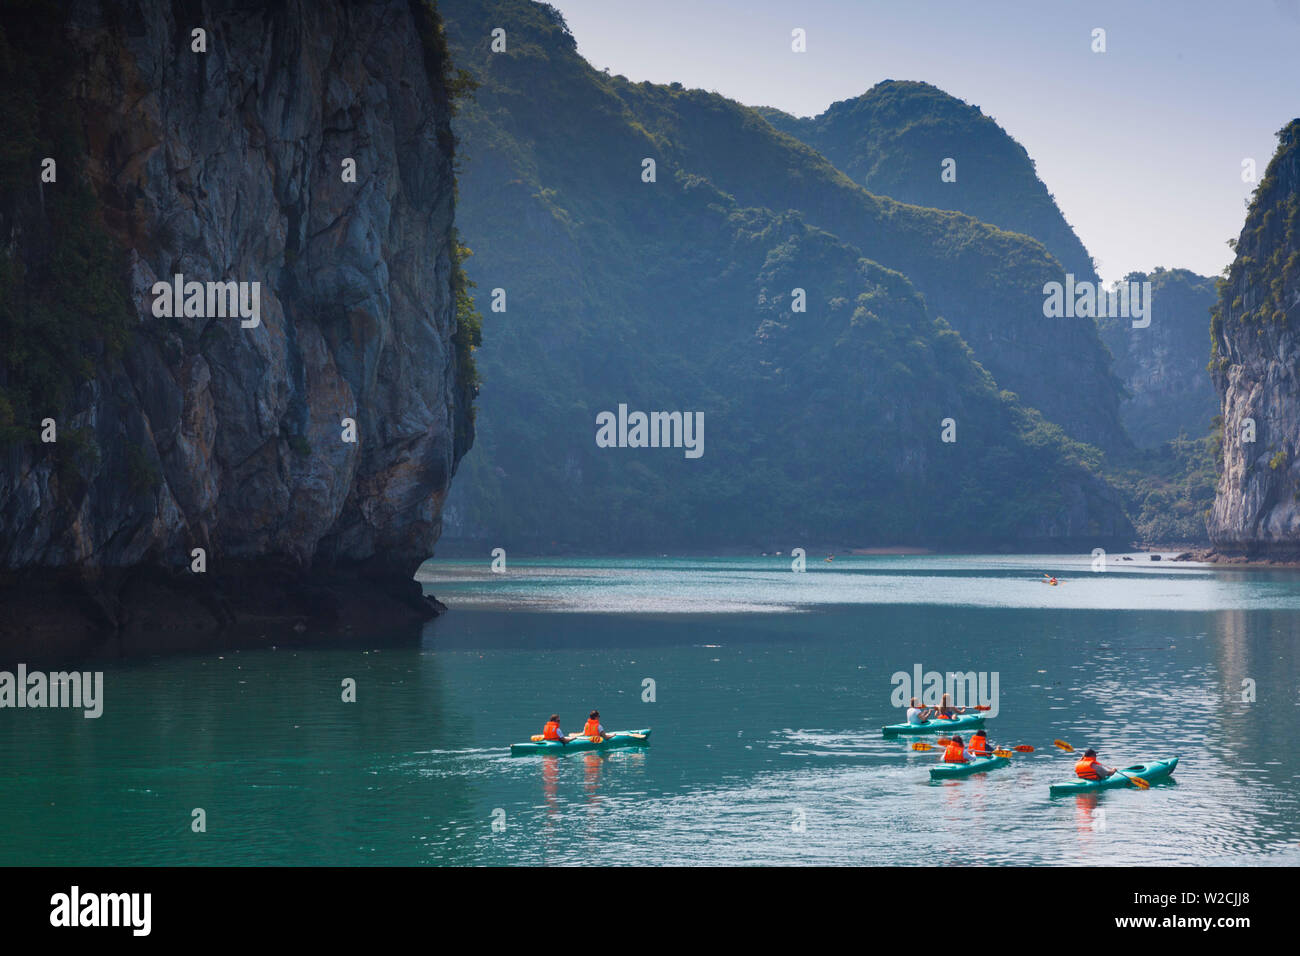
[
  {"x1": 1209, "y1": 120, "x2": 1300, "y2": 553},
  {"x1": 1097, "y1": 268, "x2": 1219, "y2": 448},
  {"x1": 0, "y1": 0, "x2": 473, "y2": 653}
]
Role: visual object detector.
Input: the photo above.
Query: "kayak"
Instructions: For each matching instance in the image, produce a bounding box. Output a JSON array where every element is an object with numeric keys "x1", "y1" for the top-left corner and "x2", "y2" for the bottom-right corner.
[
  {"x1": 882, "y1": 713, "x2": 985, "y2": 736},
  {"x1": 930, "y1": 755, "x2": 1010, "y2": 780},
  {"x1": 510, "y1": 729, "x2": 652, "y2": 756},
  {"x1": 1048, "y1": 757, "x2": 1179, "y2": 796}
]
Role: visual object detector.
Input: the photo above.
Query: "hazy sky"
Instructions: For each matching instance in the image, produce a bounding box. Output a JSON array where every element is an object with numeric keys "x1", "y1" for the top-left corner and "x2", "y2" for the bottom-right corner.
[{"x1": 548, "y1": 0, "x2": 1300, "y2": 283}]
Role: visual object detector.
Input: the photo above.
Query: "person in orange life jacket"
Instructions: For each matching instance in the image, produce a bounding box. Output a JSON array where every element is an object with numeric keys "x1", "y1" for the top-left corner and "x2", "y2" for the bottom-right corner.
[
  {"x1": 1074, "y1": 749, "x2": 1115, "y2": 780},
  {"x1": 942, "y1": 735, "x2": 968, "y2": 763},
  {"x1": 582, "y1": 710, "x2": 610, "y2": 742},
  {"x1": 935, "y1": 692, "x2": 968, "y2": 719},
  {"x1": 542, "y1": 714, "x2": 571, "y2": 744},
  {"x1": 968, "y1": 729, "x2": 993, "y2": 757}
]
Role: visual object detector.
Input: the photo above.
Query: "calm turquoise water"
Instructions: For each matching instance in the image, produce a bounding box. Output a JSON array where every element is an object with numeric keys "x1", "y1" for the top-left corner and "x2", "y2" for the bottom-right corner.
[{"x1": 3, "y1": 554, "x2": 1299, "y2": 865}]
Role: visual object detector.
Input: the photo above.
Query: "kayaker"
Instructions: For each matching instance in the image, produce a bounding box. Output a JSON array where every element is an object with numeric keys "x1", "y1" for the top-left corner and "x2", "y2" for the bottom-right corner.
[
  {"x1": 542, "y1": 714, "x2": 571, "y2": 745},
  {"x1": 942, "y1": 735, "x2": 968, "y2": 763},
  {"x1": 934, "y1": 693, "x2": 968, "y2": 719},
  {"x1": 906, "y1": 697, "x2": 932, "y2": 726},
  {"x1": 969, "y1": 729, "x2": 992, "y2": 757},
  {"x1": 582, "y1": 710, "x2": 610, "y2": 742},
  {"x1": 1075, "y1": 749, "x2": 1116, "y2": 780}
]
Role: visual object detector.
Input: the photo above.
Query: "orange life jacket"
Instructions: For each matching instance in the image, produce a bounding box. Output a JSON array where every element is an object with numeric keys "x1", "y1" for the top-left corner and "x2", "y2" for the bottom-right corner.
[
  {"x1": 583, "y1": 718, "x2": 602, "y2": 738},
  {"x1": 543, "y1": 721, "x2": 562, "y2": 740},
  {"x1": 943, "y1": 742, "x2": 967, "y2": 763},
  {"x1": 1075, "y1": 756, "x2": 1101, "y2": 779},
  {"x1": 970, "y1": 733, "x2": 989, "y2": 755}
]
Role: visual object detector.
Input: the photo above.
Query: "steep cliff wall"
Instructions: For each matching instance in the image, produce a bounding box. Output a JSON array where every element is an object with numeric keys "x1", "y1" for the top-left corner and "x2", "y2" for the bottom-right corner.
[
  {"x1": 1209, "y1": 120, "x2": 1300, "y2": 553},
  {"x1": 1097, "y1": 268, "x2": 1219, "y2": 448},
  {"x1": 0, "y1": 0, "x2": 472, "y2": 652}
]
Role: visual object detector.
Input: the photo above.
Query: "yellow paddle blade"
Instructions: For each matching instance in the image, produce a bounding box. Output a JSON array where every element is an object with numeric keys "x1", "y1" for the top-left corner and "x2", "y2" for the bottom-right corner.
[
  {"x1": 911, "y1": 742, "x2": 934, "y2": 751},
  {"x1": 992, "y1": 749, "x2": 1014, "y2": 758},
  {"x1": 1127, "y1": 774, "x2": 1150, "y2": 790},
  {"x1": 530, "y1": 735, "x2": 544, "y2": 742},
  {"x1": 1014, "y1": 745, "x2": 1035, "y2": 752},
  {"x1": 1053, "y1": 739, "x2": 1074, "y2": 752}
]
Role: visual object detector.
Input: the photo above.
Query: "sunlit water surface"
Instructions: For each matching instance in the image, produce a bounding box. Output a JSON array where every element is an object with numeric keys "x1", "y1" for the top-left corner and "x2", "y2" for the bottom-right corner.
[{"x1": 3, "y1": 554, "x2": 1298, "y2": 865}]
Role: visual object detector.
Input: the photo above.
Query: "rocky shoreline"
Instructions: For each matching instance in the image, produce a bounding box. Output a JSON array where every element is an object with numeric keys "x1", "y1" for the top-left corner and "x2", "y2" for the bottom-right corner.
[
  {"x1": 0, "y1": 561, "x2": 444, "y2": 663},
  {"x1": 1170, "y1": 548, "x2": 1300, "y2": 568}
]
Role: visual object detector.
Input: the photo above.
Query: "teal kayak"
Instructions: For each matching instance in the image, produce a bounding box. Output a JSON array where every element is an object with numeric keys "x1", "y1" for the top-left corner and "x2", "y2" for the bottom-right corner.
[
  {"x1": 930, "y1": 755, "x2": 1010, "y2": 780},
  {"x1": 882, "y1": 713, "x2": 985, "y2": 736},
  {"x1": 1048, "y1": 757, "x2": 1179, "y2": 796},
  {"x1": 510, "y1": 729, "x2": 652, "y2": 756}
]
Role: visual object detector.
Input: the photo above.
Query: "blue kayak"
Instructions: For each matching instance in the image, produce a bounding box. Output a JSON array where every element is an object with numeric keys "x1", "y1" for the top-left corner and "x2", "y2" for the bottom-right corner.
[
  {"x1": 930, "y1": 754, "x2": 1010, "y2": 779},
  {"x1": 1049, "y1": 757, "x2": 1179, "y2": 796},
  {"x1": 510, "y1": 729, "x2": 652, "y2": 756},
  {"x1": 882, "y1": 713, "x2": 985, "y2": 736}
]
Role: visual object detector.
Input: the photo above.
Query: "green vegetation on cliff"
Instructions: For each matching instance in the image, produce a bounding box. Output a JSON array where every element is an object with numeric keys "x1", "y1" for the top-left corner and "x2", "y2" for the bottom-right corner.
[
  {"x1": 411, "y1": 0, "x2": 482, "y2": 461},
  {"x1": 1107, "y1": 428, "x2": 1220, "y2": 545},
  {"x1": 0, "y1": 8, "x2": 133, "y2": 444},
  {"x1": 1211, "y1": 119, "x2": 1300, "y2": 363}
]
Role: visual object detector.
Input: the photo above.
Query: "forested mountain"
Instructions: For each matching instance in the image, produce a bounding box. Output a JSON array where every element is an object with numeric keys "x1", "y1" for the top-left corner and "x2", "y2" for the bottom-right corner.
[
  {"x1": 438, "y1": 0, "x2": 1131, "y2": 552},
  {"x1": 755, "y1": 81, "x2": 1097, "y2": 282}
]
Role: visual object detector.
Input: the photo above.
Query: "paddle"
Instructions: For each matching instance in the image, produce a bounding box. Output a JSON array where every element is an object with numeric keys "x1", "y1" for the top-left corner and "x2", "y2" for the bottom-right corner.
[
  {"x1": 1052, "y1": 739, "x2": 1149, "y2": 789},
  {"x1": 530, "y1": 731, "x2": 645, "y2": 742},
  {"x1": 912, "y1": 741, "x2": 1032, "y2": 756},
  {"x1": 931, "y1": 737, "x2": 1031, "y2": 752}
]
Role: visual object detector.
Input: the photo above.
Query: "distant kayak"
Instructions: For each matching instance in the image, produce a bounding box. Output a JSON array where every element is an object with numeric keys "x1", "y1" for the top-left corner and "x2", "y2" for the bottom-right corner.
[
  {"x1": 882, "y1": 713, "x2": 985, "y2": 736},
  {"x1": 510, "y1": 729, "x2": 652, "y2": 756},
  {"x1": 930, "y1": 754, "x2": 1010, "y2": 779},
  {"x1": 1048, "y1": 757, "x2": 1178, "y2": 796}
]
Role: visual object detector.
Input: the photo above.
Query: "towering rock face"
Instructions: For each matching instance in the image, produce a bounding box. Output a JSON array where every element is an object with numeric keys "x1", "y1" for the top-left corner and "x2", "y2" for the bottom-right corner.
[
  {"x1": 1097, "y1": 268, "x2": 1220, "y2": 448},
  {"x1": 0, "y1": 0, "x2": 471, "y2": 647},
  {"x1": 1209, "y1": 120, "x2": 1300, "y2": 553}
]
